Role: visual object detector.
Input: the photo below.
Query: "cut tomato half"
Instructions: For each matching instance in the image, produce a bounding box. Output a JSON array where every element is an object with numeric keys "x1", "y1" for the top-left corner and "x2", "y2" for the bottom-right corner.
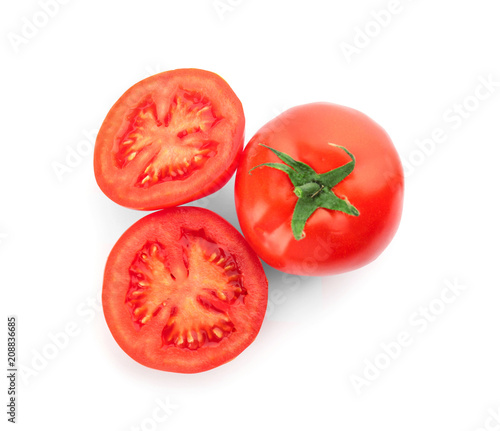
[
  {"x1": 102, "y1": 206, "x2": 268, "y2": 373},
  {"x1": 94, "y1": 69, "x2": 245, "y2": 210}
]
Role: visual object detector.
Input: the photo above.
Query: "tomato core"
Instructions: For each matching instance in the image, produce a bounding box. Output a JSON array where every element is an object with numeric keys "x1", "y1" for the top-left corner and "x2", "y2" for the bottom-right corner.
[
  {"x1": 114, "y1": 90, "x2": 222, "y2": 189},
  {"x1": 124, "y1": 227, "x2": 248, "y2": 352}
]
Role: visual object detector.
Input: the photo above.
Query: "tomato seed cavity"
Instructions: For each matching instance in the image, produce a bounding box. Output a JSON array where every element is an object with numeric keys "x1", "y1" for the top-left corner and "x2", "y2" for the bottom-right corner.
[
  {"x1": 114, "y1": 90, "x2": 222, "y2": 189},
  {"x1": 125, "y1": 229, "x2": 246, "y2": 351}
]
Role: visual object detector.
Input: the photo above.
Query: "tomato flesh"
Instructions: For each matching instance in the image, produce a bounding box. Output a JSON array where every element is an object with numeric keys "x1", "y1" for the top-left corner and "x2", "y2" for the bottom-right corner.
[
  {"x1": 94, "y1": 69, "x2": 244, "y2": 210},
  {"x1": 102, "y1": 207, "x2": 267, "y2": 373}
]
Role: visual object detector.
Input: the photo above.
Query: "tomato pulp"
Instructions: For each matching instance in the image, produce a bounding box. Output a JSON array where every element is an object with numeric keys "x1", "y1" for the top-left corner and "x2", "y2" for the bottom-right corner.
[
  {"x1": 235, "y1": 102, "x2": 404, "y2": 276},
  {"x1": 102, "y1": 207, "x2": 268, "y2": 373},
  {"x1": 94, "y1": 69, "x2": 245, "y2": 210}
]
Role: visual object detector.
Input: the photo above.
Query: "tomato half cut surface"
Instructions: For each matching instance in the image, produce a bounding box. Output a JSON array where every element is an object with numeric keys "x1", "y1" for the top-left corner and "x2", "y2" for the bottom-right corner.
[
  {"x1": 102, "y1": 206, "x2": 268, "y2": 373},
  {"x1": 94, "y1": 69, "x2": 245, "y2": 210}
]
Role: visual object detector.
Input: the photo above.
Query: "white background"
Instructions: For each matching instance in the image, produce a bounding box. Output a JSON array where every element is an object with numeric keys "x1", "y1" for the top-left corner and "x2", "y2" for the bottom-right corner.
[{"x1": 2, "y1": 0, "x2": 500, "y2": 430}]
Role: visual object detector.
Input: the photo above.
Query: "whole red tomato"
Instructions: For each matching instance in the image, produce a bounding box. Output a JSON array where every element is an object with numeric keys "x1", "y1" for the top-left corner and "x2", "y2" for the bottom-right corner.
[{"x1": 234, "y1": 102, "x2": 404, "y2": 276}]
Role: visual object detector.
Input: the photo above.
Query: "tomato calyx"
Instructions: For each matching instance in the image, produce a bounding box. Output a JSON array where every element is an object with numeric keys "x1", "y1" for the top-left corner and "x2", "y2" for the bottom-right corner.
[{"x1": 249, "y1": 143, "x2": 360, "y2": 240}]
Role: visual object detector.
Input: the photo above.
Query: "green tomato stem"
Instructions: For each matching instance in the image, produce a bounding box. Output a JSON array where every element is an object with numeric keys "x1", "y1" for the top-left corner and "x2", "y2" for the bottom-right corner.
[
  {"x1": 250, "y1": 143, "x2": 360, "y2": 240},
  {"x1": 293, "y1": 182, "x2": 322, "y2": 198}
]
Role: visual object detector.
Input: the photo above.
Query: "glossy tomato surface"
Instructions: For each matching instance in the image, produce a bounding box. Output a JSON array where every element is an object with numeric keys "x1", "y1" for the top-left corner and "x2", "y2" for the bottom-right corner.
[
  {"x1": 102, "y1": 207, "x2": 268, "y2": 373},
  {"x1": 235, "y1": 103, "x2": 404, "y2": 276},
  {"x1": 94, "y1": 69, "x2": 244, "y2": 210}
]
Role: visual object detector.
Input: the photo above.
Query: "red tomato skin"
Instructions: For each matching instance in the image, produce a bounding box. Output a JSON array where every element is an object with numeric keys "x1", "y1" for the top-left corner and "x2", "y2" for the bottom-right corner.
[
  {"x1": 102, "y1": 207, "x2": 268, "y2": 373},
  {"x1": 94, "y1": 69, "x2": 245, "y2": 210},
  {"x1": 235, "y1": 103, "x2": 404, "y2": 276}
]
